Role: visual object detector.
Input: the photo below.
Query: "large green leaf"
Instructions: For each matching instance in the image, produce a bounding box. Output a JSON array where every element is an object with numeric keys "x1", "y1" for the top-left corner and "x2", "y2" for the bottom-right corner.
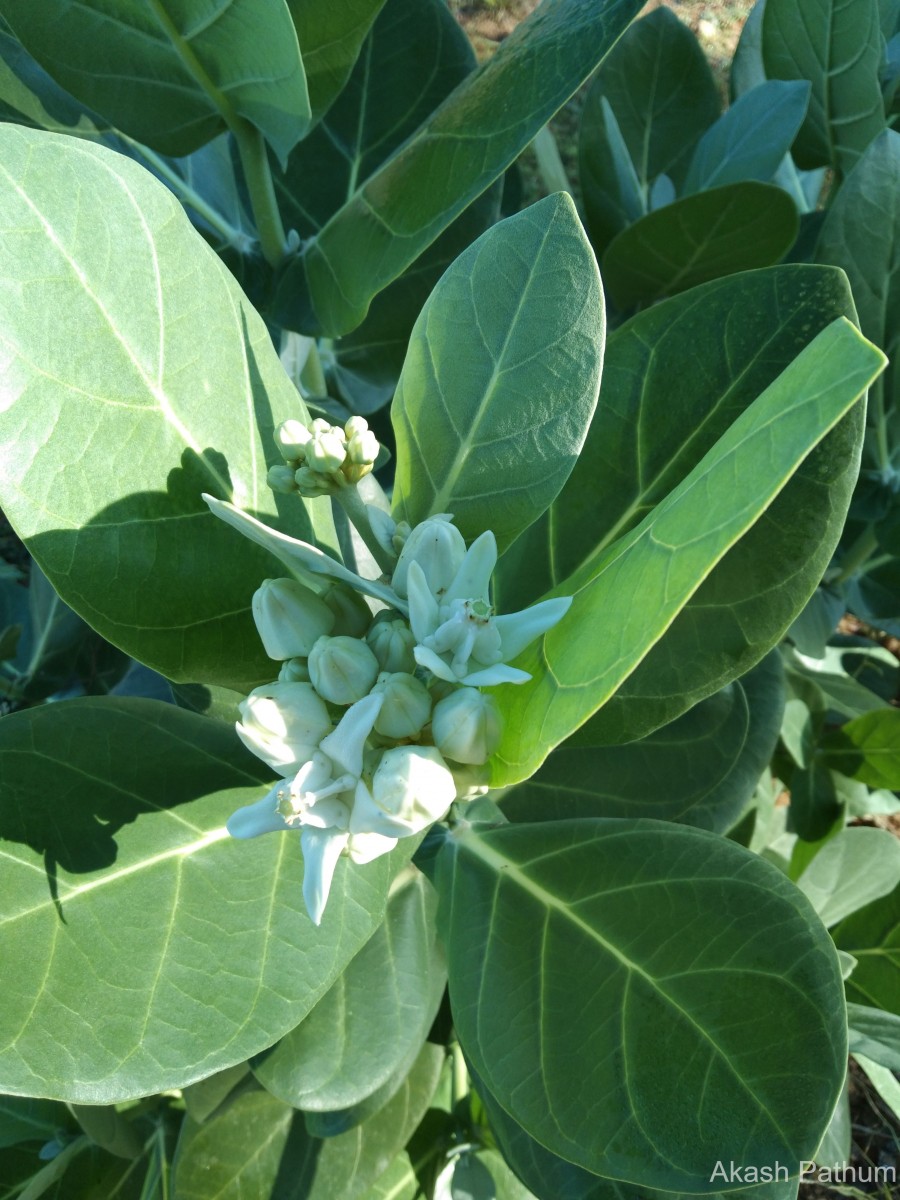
[
  {"x1": 252, "y1": 869, "x2": 444, "y2": 1112},
  {"x1": 601, "y1": 182, "x2": 799, "y2": 309},
  {"x1": 795, "y1": 826, "x2": 900, "y2": 926},
  {"x1": 436, "y1": 821, "x2": 846, "y2": 1192},
  {"x1": 681, "y1": 80, "x2": 810, "y2": 194},
  {"x1": 475, "y1": 1068, "x2": 799, "y2": 1200},
  {"x1": 0, "y1": 125, "x2": 332, "y2": 692},
  {"x1": 490, "y1": 317, "x2": 882, "y2": 786},
  {"x1": 578, "y1": 7, "x2": 720, "y2": 250},
  {"x1": 496, "y1": 267, "x2": 867, "y2": 746},
  {"x1": 846, "y1": 1003, "x2": 900, "y2": 1070},
  {"x1": 821, "y1": 708, "x2": 900, "y2": 787},
  {"x1": 501, "y1": 653, "x2": 784, "y2": 834},
  {"x1": 762, "y1": 0, "x2": 885, "y2": 174},
  {"x1": 272, "y1": 0, "x2": 499, "y2": 404},
  {"x1": 288, "y1": 0, "x2": 386, "y2": 124},
  {"x1": 0, "y1": 698, "x2": 408, "y2": 1102},
  {"x1": 815, "y1": 130, "x2": 900, "y2": 444},
  {"x1": 176, "y1": 1044, "x2": 443, "y2": 1199},
  {"x1": 832, "y1": 883, "x2": 900, "y2": 1015},
  {"x1": 295, "y1": 0, "x2": 645, "y2": 335},
  {"x1": 391, "y1": 194, "x2": 603, "y2": 552},
  {"x1": 0, "y1": 0, "x2": 310, "y2": 161}
]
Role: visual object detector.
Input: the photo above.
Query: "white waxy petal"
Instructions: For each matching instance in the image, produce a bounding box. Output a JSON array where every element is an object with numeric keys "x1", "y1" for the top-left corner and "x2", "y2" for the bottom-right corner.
[
  {"x1": 406, "y1": 561, "x2": 440, "y2": 643},
  {"x1": 413, "y1": 643, "x2": 459, "y2": 684},
  {"x1": 494, "y1": 596, "x2": 573, "y2": 661},
  {"x1": 444, "y1": 530, "x2": 497, "y2": 605},
  {"x1": 462, "y1": 663, "x2": 532, "y2": 686},
  {"x1": 301, "y1": 827, "x2": 350, "y2": 925},
  {"x1": 202, "y1": 494, "x2": 404, "y2": 611},
  {"x1": 319, "y1": 691, "x2": 384, "y2": 779},
  {"x1": 347, "y1": 830, "x2": 398, "y2": 864},
  {"x1": 226, "y1": 785, "x2": 287, "y2": 839}
]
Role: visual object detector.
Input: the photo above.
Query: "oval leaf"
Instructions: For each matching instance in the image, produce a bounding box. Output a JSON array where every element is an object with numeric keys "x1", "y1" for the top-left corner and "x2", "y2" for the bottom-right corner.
[
  {"x1": 436, "y1": 820, "x2": 846, "y2": 1191},
  {"x1": 0, "y1": 126, "x2": 327, "y2": 691},
  {"x1": 0, "y1": 0, "x2": 310, "y2": 160},
  {"x1": 0, "y1": 698, "x2": 407, "y2": 1102},
  {"x1": 391, "y1": 193, "x2": 603, "y2": 552}
]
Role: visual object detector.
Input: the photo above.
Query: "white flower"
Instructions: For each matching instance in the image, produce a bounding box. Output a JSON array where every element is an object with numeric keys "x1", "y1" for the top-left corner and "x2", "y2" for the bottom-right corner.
[
  {"x1": 227, "y1": 693, "x2": 396, "y2": 925},
  {"x1": 407, "y1": 530, "x2": 571, "y2": 686},
  {"x1": 351, "y1": 746, "x2": 457, "y2": 839},
  {"x1": 252, "y1": 577, "x2": 335, "y2": 660},
  {"x1": 391, "y1": 514, "x2": 466, "y2": 600},
  {"x1": 236, "y1": 682, "x2": 331, "y2": 777}
]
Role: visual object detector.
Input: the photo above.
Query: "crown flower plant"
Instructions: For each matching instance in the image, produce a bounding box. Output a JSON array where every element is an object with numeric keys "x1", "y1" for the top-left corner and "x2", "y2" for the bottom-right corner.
[
  {"x1": 205, "y1": 406, "x2": 574, "y2": 923},
  {"x1": 0, "y1": 40, "x2": 891, "y2": 1190}
]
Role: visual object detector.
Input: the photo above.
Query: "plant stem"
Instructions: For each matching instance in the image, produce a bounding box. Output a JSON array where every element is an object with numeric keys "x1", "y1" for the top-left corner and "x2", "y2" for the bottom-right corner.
[
  {"x1": 834, "y1": 524, "x2": 879, "y2": 584},
  {"x1": 118, "y1": 137, "x2": 252, "y2": 252},
  {"x1": 232, "y1": 119, "x2": 287, "y2": 268},
  {"x1": 531, "y1": 125, "x2": 573, "y2": 198},
  {"x1": 333, "y1": 485, "x2": 397, "y2": 575}
]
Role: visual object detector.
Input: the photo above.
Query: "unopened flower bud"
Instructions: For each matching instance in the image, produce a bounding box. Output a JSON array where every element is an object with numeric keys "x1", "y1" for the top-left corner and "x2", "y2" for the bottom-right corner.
[
  {"x1": 432, "y1": 687, "x2": 502, "y2": 765},
  {"x1": 295, "y1": 464, "x2": 333, "y2": 495},
  {"x1": 345, "y1": 427, "x2": 379, "y2": 467},
  {"x1": 345, "y1": 416, "x2": 369, "y2": 439},
  {"x1": 322, "y1": 584, "x2": 372, "y2": 637},
  {"x1": 392, "y1": 520, "x2": 411, "y2": 557},
  {"x1": 353, "y1": 746, "x2": 456, "y2": 837},
  {"x1": 372, "y1": 672, "x2": 432, "y2": 739},
  {"x1": 252, "y1": 578, "x2": 335, "y2": 660},
  {"x1": 276, "y1": 419, "x2": 312, "y2": 462},
  {"x1": 392, "y1": 515, "x2": 466, "y2": 599},
  {"x1": 237, "y1": 682, "x2": 331, "y2": 776},
  {"x1": 309, "y1": 635, "x2": 379, "y2": 705},
  {"x1": 366, "y1": 613, "x2": 417, "y2": 673},
  {"x1": 267, "y1": 464, "x2": 299, "y2": 494},
  {"x1": 306, "y1": 425, "x2": 346, "y2": 473},
  {"x1": 278, "y1": 657, "x2": 311, "y2": 683}
]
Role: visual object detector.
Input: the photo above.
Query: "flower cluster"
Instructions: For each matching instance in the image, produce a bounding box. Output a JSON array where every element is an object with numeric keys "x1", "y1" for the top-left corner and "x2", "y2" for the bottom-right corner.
[
  {"x1": 204, "y1": 419, "x2": 571, "y2": 924},
  {"x1": 267, "y1": 415, "x2": 380, "y2": 497}
]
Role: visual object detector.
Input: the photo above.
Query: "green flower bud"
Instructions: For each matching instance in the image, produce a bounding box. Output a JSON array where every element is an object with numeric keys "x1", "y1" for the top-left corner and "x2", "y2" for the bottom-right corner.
[
  {"x1": 237, "y1": 681, "x2": 331, "y2": 776},
  {"x1": 276, "y1": 419, "x2": 312, "y2": 462},
  {"x1": 320, "y1": 583, "x2": 373, "y2": 638},
  {"x1": 372, "y1": 671, "x2": 432, "y2": 739},
  {"x1": 391, "y1": 520, "x2": 411, "y2": 557},
  {"x1": 267, "y1": 464, "x2": 299, "y2": 494},
  {"x1": 306, "y1": 424, "x2": 347, "y2": 473},
  {"x1": 295, "y1": 464, "x2": 333, "y2": 495},
  {"x1": 366, "y1": 612, "x2": 417, "y2": 673},
  {"x1": 345, "y1": 415, "x2": 369, "y2": 439},
  {"x1": 353, "y1": 746, "x2": 456, "y2": 838},
  {"x1": 278, "y1": 657, "x2": 311, "y2": 683},
  {"x1": 392, "y1": 515, "x2": 466, "y2": 600},
  {"x1": 309, "y1": 635, "x2": 380, "y2": 705},
  {"x1": 252, "y1": 578, "x2": 336, "y2": 660},
  {"x1": 432, "y1": 687, "x2": 501, "y2": 765}
]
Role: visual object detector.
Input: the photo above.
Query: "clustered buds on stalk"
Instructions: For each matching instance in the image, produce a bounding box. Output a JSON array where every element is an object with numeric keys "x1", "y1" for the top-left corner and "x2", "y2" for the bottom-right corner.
[
  {"x1": 268, "y1": 415, "x2": 380, "y2": 497},
  {"x1": 205, "y1": 414, "x2": 572, "y2": 925}
]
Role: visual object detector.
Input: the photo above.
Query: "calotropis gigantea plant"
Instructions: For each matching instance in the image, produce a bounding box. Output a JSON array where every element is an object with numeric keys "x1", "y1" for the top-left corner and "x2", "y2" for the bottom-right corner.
[{"x1": 0, "y1": 99, "x2": 889, "y2": 1200}]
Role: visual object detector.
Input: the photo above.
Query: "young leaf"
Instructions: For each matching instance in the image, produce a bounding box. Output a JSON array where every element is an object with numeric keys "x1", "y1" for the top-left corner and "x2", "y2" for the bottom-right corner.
[
  {"x1": 579, "y1": 7, "x2": 720, "y2": 207},
  {"x1": 601, "y1": 182, "x2": 799, "y2": 309},
  {"x1": 795, "y1": 826, "x2": 900, "y2": 926},
  {"x1": 762, "y1": 0, "x2": 885, "y2": 174},
  {"x1": 501, "y1": 652, "x2": 784, "y2": 835},
  {"x1": 832, "y1": 883, "x2": 900, "y2": 1015},
  {"x1": 815, "y1": 130, "x2": 900, "y2": 449},
  {"x1": 252, "y1": 870, "x2": 445, "y2": 1112},
  {"x1": 0, "y1": 0, "x2": 310, "y2": 161},
  {"x1": 846, "y1": 1003, "x2": 900, "y2": 1070},
  {"x1": 490, "y1": 317, "x2": 884, "y2": 786},
  {"x1": 0, "y1": 698, "x2": 409, "y2": 1102},
  {"x1": 681, "y1": 80, "x2": 811, "y2": 194},
  {"x1": 0, "y1": 126, "x2": 327, "y2": 692},
  {"x1": 287, "y1": 0, "x2": 386, "y2": 124},
  {"x1": 821, "y1": 708, "x2": 900, "y2": 787},
  {"x1": 391, "y1": 193, "x2": 603, "y2": 552},
  {"x1": 297, "y1": 0, "x2": 645, "y2": 334},
  {"x1": 497, "y1": 266, "x2": 867, "y2": 746},
  {"x1": 436, "y1": 821, "x2": 846, "y2": 1192}
]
